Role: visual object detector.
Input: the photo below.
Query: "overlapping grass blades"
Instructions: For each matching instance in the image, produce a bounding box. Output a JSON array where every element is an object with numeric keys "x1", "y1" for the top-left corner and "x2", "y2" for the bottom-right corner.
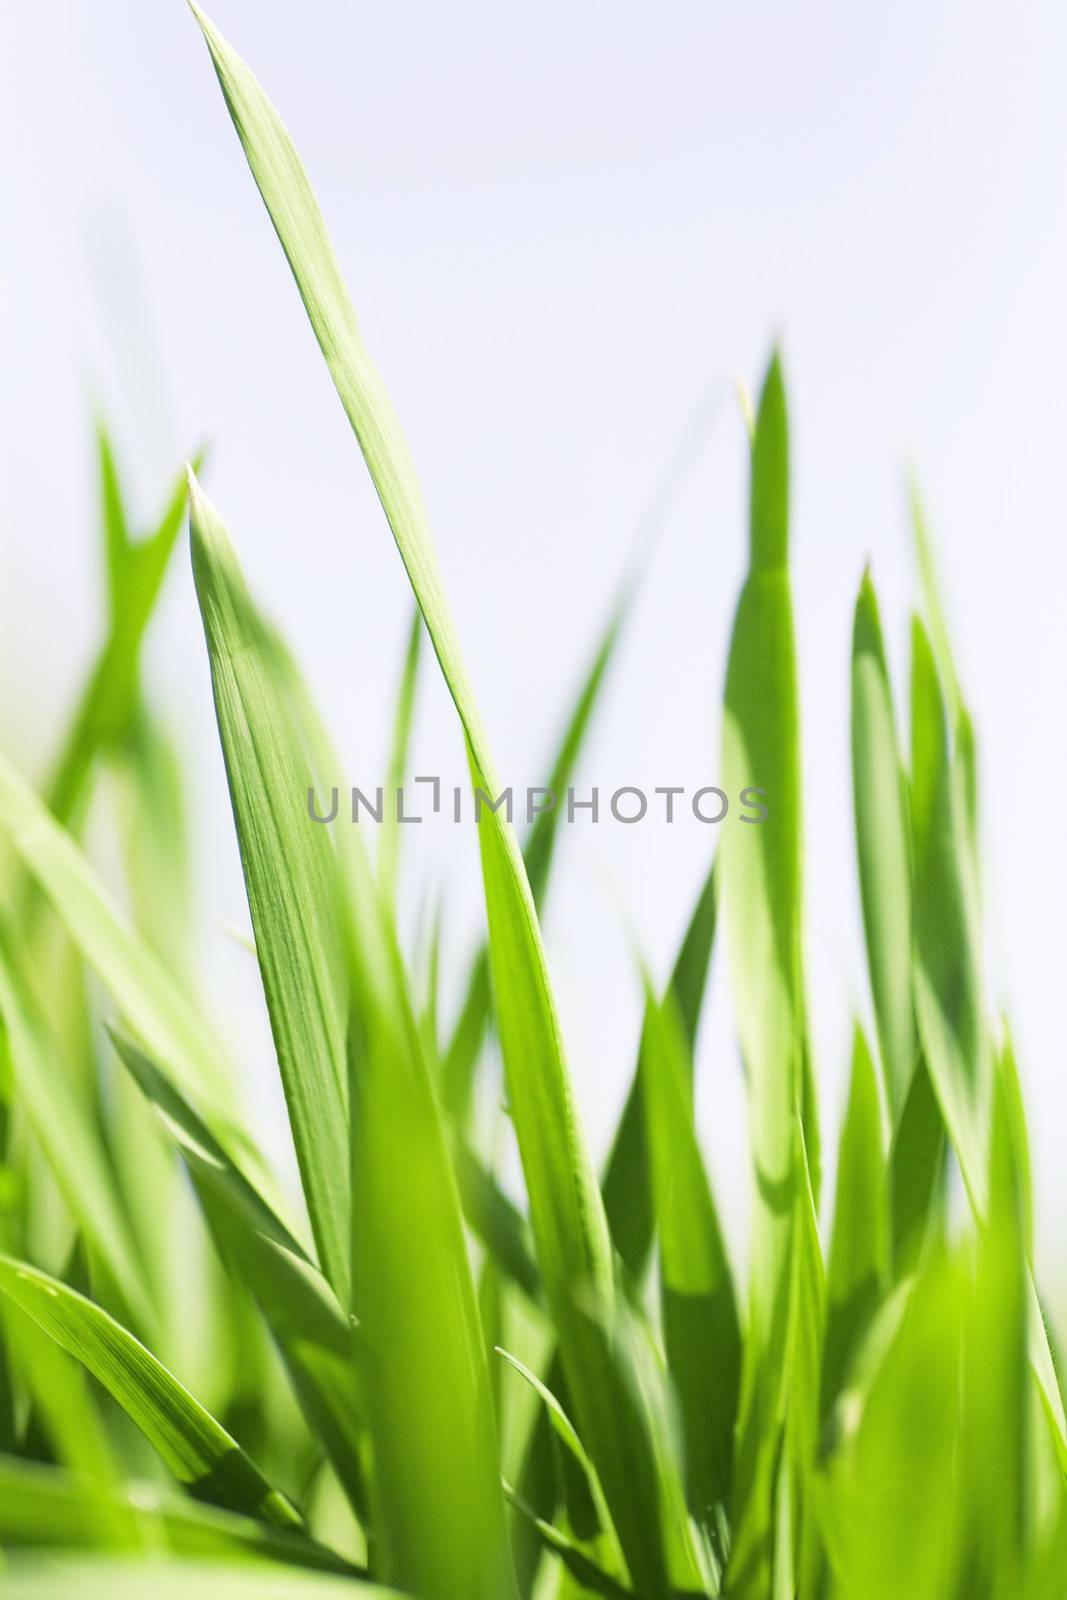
[{"x1": 0, "y1": 7, "x2": 1062, "y2": 1596}]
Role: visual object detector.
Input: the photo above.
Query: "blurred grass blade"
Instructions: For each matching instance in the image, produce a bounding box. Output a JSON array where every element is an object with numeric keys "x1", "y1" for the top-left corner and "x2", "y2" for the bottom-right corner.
[
  {"x1": 0, "y1": 1455, "x2": 355, "y2": 1573},
  {"x1": 822, "y1": 1027, "x2": 886, "y2": 1420},
  {"x1": 453, "y1": 1135, "x2": 543, "y2": 1307},
  {"x1": 0, "y1": 947, "x2": 153, "y2": 1336},
  {"x1": 640, "y1": 979, "x2": 739, "y2": 1534},
  {"x1": 47, "y1": 448, "x2": 202, "y2": 830},
  {"x1": 851, "y1": 572, "x2": 915, "y2": 1119},
  {"x1": 188, "y1": 13, "x2": 696, "y2": 1589},
  {"x1": 720, "y1": 354, "x2": 807, "y2": 1597},
  {"x1": 378, "y1": 603, "x2": 422, "y2": 900},
  {"x1": 0, "y1": 1257, "x2": 300, "y2": 1529},
  {"x1": 0, "y1": 747, "x2": 255, "y2": 1168},
  {"x1": 109, "y1": 1030, "x2": 367, "y2": 1514},
  {"x1": 188, "y1": 472, "x2": 350, "y2": 1305}
]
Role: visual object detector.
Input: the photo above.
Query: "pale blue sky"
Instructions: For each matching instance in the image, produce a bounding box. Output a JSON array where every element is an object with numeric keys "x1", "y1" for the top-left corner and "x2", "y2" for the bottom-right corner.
[{"x1": 2, "y1": 1, "x2": 1065, "y2": 1289}]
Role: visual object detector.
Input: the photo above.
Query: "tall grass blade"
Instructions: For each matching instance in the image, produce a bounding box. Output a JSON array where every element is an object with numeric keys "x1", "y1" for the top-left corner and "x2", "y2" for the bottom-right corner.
[
  {"x1": 720, "y1": 353, "x2": 808, "y2": 1597},
  {"x1": 188, "y1": 13, "x2": 696, "y2": 1589}
]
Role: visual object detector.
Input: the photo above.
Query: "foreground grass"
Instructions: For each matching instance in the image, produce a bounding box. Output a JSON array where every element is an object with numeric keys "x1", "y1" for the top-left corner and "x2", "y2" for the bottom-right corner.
[{"x1": 0, "y1": 7, "x2": 1064, "y2": 1597}]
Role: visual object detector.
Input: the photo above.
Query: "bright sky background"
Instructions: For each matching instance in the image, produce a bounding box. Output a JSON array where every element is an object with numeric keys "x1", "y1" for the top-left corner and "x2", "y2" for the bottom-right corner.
[{"x1": 2, "y1": 1, "x2": 1065, "y2": 1296}]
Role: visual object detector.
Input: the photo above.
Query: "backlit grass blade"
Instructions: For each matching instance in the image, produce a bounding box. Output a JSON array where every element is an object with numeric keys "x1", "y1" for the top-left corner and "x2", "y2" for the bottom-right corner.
[
  {"x1": 188, "y1": 14, "x2": 691, "y2": 1590},
  {"x1": 188, "y1": 472, "x2": 350, "y2": 1305},
  {"x1": 821, "y1": 1027, "x2": 886, "y2": 1419},
  {"x1": 0, "y1": 1257, "x2": 300, "y2": 1529},
  {"x1": 719, "y1": 353, "x2": 808, "y2": 1597},
  {"x1": 109, "y1": 1031, "x2": 367, "y2": 1515},
  {"x1": 0, "y1": 949, "x2": 153, "y2": 1336},
  {"x1": 0, "y1": 1455, "x2": 355, "y2": 1573},
  {"x1": 640, "y1": 979, "x2": 739, "y2": 1539},
  {"x1": 0, "y1": 748, "x2": 254, "y2": 1170},
  {"x1": 851, "y1": 572, "x2": 915, "y2": 1119}
]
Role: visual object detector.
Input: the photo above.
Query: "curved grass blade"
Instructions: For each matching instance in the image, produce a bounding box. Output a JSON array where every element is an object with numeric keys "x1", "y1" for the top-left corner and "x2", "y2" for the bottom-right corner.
[
  {"x1": 0, "y1": 1257, "x2": 300, "y2": 1529},
  {"x1": 187, "y1": 13, "x2": 692, "y2": 1590},
  {"x1": 188, "y1": 473, "x2": 350, "y2": 1306},
  {"x1": 498, "y1": 1346, "x2": 626, "y2": 1582},
  {"x1": 850, "y1": 572, "x2": 915, "y2": 1119}
]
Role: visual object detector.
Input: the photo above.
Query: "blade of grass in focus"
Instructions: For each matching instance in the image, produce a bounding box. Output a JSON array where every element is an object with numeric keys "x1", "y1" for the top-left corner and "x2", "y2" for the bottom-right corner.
[{"x1": 188, "y1": 472, "x2": 351, "y2": 1307}]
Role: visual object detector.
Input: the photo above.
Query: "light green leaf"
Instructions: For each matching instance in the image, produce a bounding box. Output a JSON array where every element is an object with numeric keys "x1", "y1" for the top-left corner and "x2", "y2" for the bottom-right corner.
[
  {"x1": 377, "y1": 603, "x2": 423, "y2": 901},
  {"x1": 109, "y1": 1030, "x2": 366, "y2": 1517},
  {"x1": 0, "y1": 946, "x2": 153, "y2": 1337},
  {"x1": 188, "y1": 472, "x2": 350, "y2": 1306},
  {"x1": 0, "y1": 1257, "x2": 300, "y2": 1529}
]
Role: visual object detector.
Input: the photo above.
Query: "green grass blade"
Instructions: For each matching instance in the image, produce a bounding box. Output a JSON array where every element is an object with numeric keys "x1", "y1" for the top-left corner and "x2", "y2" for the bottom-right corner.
[
  {"x1": 851, "y1": 572, "x2": 915, "y2": 1119},
  {"x1": 47, "y1": 453, "x2": 202, "y2": 830},
  {"x1": 0, "y1": 747, "x2": 254, "y2": 1171},
  {"x1": 822, "y1": 1026, "x2": 886, "y2": 1419},
  {"x1": 640, "y1": 979, "x2": 739, "y2": 1532},
  {"x1": 109, "y1": 1030, "x2": 367, "y2": 1515},
  {"x1": 720, "y1": 353, "x2": 806, "y2": 1596},
  {"x1": 0, "y1": 950, "x2": 153, "y2": 1336},
  {"x1": 497, "y1": 1347, "x2": 626, "y2": 1581},
  {"x1": 188, "y1": 473, "x2": 350, "y2": 1305},
  {"x1": 0, "y1": 1257, "x2": 300, "y2": 1529}
]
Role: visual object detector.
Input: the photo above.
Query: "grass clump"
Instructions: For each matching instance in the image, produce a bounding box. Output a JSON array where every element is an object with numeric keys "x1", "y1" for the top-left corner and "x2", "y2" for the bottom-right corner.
[{"x1": 0, "y1": 8, "x2": 1064, "y2": 1598}]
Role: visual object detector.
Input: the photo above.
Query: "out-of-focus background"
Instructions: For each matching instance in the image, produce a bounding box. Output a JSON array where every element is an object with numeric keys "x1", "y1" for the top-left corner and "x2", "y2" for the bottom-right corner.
[{"x1": 2, "y1": 1, "x2": 1065, "y2": 1284}]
